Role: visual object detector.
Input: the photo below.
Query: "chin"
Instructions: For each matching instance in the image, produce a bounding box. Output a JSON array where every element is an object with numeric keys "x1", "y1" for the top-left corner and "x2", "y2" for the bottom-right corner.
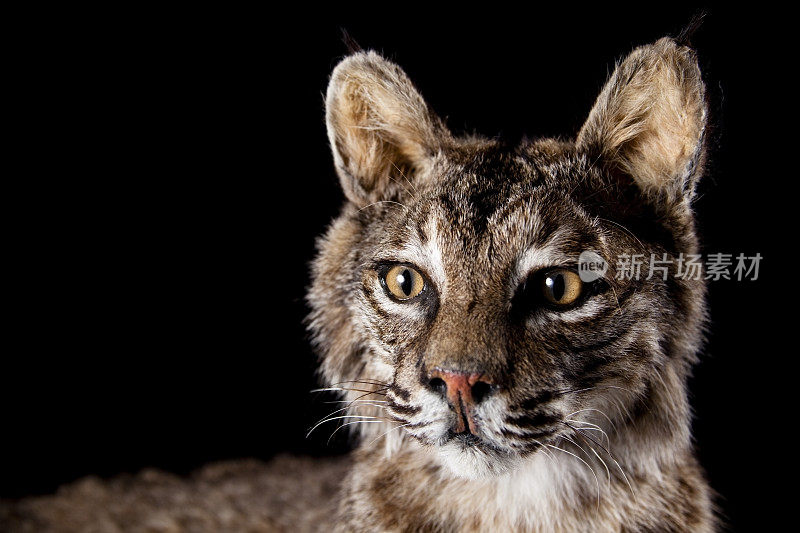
[{"x1": 436, "y1": 437, "x2": 520, "y2": 479}]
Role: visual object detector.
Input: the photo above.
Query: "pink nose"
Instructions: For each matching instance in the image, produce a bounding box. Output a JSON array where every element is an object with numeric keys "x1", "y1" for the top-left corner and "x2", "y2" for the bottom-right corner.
[{"x1": 427, "y1": 369, "x2": 494, "y2": 433}]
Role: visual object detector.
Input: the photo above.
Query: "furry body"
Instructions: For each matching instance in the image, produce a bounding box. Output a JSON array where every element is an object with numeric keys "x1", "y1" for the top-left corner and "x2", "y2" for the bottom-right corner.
[
  {"x1": 0, "y1": 456, "x2": 349, "y2": 532},
  {"x1": 1, "y1": 38, "x2": 716, "y2": 532}
]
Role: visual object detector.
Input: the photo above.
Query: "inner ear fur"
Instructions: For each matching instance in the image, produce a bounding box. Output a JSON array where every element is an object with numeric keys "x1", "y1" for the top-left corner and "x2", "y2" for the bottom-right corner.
[
  {"x1": 325, "y1": 51, "x2": 450, "y2": 206},
  {"x1": 577, "y1": 38, "x2": 707, "y2": 203}
]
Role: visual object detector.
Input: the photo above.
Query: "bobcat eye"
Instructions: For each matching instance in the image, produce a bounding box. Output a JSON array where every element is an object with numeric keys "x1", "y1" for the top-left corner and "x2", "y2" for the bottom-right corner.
[
  {"x1": 382, "y1": 265, "x2": 425, "y2": 301},
  {"x1": 541, "y1": 268, "x2": 582, "y2": 307}
]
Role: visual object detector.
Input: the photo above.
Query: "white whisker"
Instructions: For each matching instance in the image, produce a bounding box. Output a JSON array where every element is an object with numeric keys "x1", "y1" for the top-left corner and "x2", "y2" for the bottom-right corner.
[
  {"x1": 312, "y1": 403, "x2": 388, "y2": 430},
  {"x1": 306, "y1": 415, "x2": 381, "y2": 438},
  {"x1": 565, "y1": 408, "x2": 617, "y2": 431},
  {"x1": 327, "y1": 420, "x2": 384, "y2": 445},
  {"x1": 367, "y1": 422, "x2": 414, "y2": 447},
  {"x1": 569, "y1": 423, "x2": 637, "y2": 503},
  {"x1": 546, "y1": 443, "x2": 601, "y2": 509}
]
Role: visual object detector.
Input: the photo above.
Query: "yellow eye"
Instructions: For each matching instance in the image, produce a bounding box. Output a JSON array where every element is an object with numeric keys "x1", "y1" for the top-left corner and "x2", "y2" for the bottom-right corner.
[
  {"x1": 383, "y1": 265, "x2": 425, "y2": 300},
  {"x1": 541, "y1": 269, "x2": 582, "y2": 306}
]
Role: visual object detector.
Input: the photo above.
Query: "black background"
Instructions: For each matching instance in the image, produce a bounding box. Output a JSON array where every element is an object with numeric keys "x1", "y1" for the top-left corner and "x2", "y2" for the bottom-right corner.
[{"x1": 4, "y1": 6, "x2": 787, "y2": 531}]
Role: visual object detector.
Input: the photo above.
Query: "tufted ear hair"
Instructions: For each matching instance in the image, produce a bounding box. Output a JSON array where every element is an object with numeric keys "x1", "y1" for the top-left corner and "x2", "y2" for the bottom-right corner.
[
  {"x1": 325, "y1": 51, "x2": 450, "y2": 206},
  {"x1": 577, "y1": 38, "x2": 707, "y2": 204}
]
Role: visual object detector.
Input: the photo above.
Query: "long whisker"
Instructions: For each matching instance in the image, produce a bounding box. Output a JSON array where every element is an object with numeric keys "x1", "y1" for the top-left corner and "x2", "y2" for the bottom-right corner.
[
  {"x1": 546, "y1": 443, "x2": 601, "y2": 510},
  {"x1": 321, "y1": 388, "x2": 392, "y2": 417},
  {"x1": 367, "y1": 421, "x2": 415, "y2": 447},
  {"x1": 310, "y1": 386, "x2": 389, "y2": 395},
  {"x1": 312, "y1": 402, "x2": 388, "y2": 429},
  {"x1": 568, "y1": 424, "x2": 636, "y2": 502},
  {"x1": 530, "y1": 439, "x2": 558, "y2": 464},
  {"x1": 565, "y1": 408, "x2": 617, "y2": 431},
  {"x1": 306, "y1": 414, "x2": 382, "y2": 438},
  {"x1": 327, "y1": 420, "x2": 384, "y2": 445},
  {"x1": 555, "y1": 386, "x2": 637, "y2": 428},
  {"x1": 328, "y1": 379, "x2": 391, "y2": 387},
  {"x1": 565, "y1": 419, "x2": 603, "y2": 431},
  {"x1": 560, "y1": 433, "x2": 603, "y2": 510},
  {"x1": 567, "y1": 424, "x2": 611, "y2": 487},
  {"x1": 565, "y1": 419, "x2": 610, "y2": 448}
]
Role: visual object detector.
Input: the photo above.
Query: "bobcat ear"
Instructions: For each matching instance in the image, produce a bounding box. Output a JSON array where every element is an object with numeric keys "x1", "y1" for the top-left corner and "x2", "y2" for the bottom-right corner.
[
  {"x1": 577, "y1": 38, "x2": 707, "y2": 202},
  {"x1": 326, "y1": 51, "x2": 449, "y2": 206}
]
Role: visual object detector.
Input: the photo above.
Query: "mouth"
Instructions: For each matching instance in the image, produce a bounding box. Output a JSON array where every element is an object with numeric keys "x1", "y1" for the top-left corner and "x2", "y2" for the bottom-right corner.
[
  {"x1": 436, "y1": 429, "x2": 519, "y2": 479},
  {"x1": 442, "y1": 429, "x2": 513, "y2": 457},
  {"x1": 447, "y1": 431, "x2": 482, "y2": 447}
]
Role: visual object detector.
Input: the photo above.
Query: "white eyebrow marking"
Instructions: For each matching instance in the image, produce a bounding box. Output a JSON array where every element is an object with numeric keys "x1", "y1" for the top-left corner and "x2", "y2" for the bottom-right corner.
[
  {"x1": 510, "y1": 229, "x2": 581, "y2": 292},
  {"x1": 373, "y1": 213, "x2": 448, "y2": 300},
  {"x1": 419, "y1": 216, "x2": 447, "y2": 297}
]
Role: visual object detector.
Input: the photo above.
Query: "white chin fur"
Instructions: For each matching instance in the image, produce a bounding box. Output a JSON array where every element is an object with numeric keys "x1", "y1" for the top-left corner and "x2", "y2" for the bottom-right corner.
[{"x1": 437, "y1": 441, "x2": 517, "y2": 479}]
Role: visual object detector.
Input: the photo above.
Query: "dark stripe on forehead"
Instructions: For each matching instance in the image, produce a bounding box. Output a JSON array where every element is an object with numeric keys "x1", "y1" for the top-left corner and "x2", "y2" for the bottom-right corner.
[
  {"x1": 488, "y1": 192, "x2": 538, "y2": 227},
  {"x1": 466, "y1": 182, "x2": 515, "y2": 235},
  {"x1": 414, "y1": 220, "x2": 428, "y2": 244},
  {"x1": 437, "y1": 177, "x2": 518, "y2": 232}
]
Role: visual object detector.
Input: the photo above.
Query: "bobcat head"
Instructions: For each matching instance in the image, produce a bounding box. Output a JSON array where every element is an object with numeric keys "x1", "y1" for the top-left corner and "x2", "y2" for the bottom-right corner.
[{"x1": 308, "y1": 38, "x2": 707, "y2": 479}]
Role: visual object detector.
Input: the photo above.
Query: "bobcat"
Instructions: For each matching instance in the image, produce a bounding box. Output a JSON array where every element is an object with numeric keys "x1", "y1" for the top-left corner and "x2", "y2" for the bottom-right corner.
[
  {"x1": 307, "y1": 36, "x2": 716, "y2": 531},
  {"x1": 0, "y1": 36, "x2": 716, "y2": 532}
]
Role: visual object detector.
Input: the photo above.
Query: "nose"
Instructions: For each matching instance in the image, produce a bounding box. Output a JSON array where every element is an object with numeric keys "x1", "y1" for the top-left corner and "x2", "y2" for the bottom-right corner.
[{"x1": 426, "y1": 368, "x2": 495, "y2": 434}]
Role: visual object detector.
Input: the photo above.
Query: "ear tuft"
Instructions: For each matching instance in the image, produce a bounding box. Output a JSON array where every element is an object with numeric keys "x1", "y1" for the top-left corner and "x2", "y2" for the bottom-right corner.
[
  {"x1": 325, "y1": 52, "x2": 449, "y2": 205},
  {"x1": 577, "y1": 38, "x2": 707, "y2": 202}
]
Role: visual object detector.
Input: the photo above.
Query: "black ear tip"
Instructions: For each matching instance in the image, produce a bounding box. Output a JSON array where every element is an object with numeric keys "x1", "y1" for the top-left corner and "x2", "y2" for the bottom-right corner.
[
  {"x1": 340, "y1": 28, "x2": 363, "y2": 54},
  {"x1": 676, "y1": 10, "x2": 708, "y2": 47}
]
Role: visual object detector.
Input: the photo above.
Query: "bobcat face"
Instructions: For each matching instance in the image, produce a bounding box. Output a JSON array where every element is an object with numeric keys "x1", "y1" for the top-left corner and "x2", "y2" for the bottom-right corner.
[{"x1": 309, "y1": 40, "x2": 707, "y2": 478}]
